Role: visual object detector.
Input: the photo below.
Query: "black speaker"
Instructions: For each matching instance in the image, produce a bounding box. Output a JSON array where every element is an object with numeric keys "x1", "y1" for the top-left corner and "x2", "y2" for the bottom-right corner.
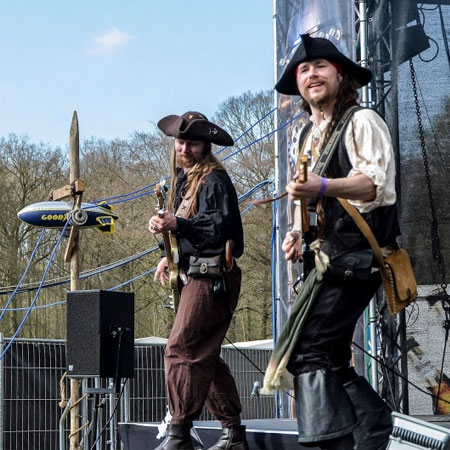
[{"x1": 66, "y1": 289, "x2": 135, "y2": 378}]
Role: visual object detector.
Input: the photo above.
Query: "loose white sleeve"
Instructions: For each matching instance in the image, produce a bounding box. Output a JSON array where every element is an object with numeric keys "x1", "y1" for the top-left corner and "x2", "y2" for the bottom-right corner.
[{"x1": 344, "y1": 109, "x2": 397, "y2": 213}]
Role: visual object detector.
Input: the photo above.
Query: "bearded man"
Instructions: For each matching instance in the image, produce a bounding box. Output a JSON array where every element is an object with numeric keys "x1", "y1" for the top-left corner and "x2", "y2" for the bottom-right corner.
[
  {"x1": 265, "y1": 34, "x2": 399, "y2": 450},
  {"x1": 149, "y1": 111, "x2": 248, "y2": 450}
]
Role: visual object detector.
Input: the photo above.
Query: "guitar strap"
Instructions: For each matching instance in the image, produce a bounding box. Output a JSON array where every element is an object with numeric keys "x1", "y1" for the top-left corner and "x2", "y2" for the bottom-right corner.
[
  {"x1": 295, "y1": 105, "x2": 359, "y2": 176},
  {"x1": 175, "y1": 193, "x2": 195, "y2": 219},
  {"x1": 175, "y1": 181, "x2": 202, "y2": 219},
  {"x1": 293, "y1": 105, "x2": 360, "y2": 260},
  {"x1": 311, "y1": 105, "x2": 359, "y2": 176}
]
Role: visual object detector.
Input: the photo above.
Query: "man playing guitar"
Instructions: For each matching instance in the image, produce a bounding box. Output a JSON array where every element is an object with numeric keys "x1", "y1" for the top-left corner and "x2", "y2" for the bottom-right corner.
[{"x1": 149, "y1": 111, "x2": 247, "y2": 450}]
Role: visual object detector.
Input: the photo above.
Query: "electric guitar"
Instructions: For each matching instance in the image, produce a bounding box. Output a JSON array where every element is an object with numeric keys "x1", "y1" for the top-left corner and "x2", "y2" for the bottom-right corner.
[
  {"x1": 297, "y1": 154, "x2": 318, "y2": 281},
  {"x1": 155, "y1": 182, "x2": 180, "y2": 312}
]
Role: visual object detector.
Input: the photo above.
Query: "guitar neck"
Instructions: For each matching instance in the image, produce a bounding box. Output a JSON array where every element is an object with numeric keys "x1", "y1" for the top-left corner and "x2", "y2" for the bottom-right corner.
[{"x1": 297, "y1": 155, "x2": 310, "y2": 233}]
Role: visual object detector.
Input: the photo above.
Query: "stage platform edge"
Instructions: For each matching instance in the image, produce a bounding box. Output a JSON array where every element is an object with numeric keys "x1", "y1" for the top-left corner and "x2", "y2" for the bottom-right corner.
[
  {"x1": 119, "y1": 415, "x2": 450, "y2": 450},
  {"x1": 119, "y1": 418, "x2": 303, "y2": 450}
]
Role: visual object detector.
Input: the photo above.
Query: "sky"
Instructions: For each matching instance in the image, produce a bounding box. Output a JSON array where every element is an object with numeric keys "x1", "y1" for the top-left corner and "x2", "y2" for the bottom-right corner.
[{"x1": 0, "y1": 1, "x2": 274, "y2": 149}]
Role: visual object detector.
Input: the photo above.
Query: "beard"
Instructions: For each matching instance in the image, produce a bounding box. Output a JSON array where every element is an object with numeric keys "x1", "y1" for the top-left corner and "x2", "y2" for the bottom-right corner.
[
  {"x1": 308, "y1": 93, "x2": 333, "y2": 110},
  {"x1": 301, "y1": 75, "x2": 340, "y2": 110},
  {"x1": 176, "y1": 152, "x2": 197, "y2": 169}
]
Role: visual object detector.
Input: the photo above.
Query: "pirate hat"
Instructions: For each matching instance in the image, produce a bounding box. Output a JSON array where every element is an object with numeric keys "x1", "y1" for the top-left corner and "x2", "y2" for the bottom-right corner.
[
  {"x1": 275, "y1": 34, "x2": 372, "y2": 95},
  {"x1": 157, "y1": 111, "x2": 234, "y2": 147}
]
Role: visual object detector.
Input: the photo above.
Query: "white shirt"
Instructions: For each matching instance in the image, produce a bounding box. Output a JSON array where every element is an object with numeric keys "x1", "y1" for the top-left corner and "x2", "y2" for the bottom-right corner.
[{"x1": 292, "y1": 108, "x2": 397, "y2": 213}]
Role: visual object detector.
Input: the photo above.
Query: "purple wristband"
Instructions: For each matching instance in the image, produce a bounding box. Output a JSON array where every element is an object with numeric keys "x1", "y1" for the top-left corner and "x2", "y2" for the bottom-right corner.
[{"x1": 318, "y1": 177, "x2": 328, "y2": 198}]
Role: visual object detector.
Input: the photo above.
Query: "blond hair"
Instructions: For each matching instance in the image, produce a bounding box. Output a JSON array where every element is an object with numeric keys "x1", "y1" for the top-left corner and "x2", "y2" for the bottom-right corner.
[{"x1": 169, "y1": 142, "x2": 225, "y2": 217}]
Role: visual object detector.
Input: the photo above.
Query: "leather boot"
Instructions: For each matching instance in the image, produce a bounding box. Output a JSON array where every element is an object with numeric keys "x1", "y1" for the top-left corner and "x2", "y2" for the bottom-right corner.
[
  {"x1": 344, "y1": 376, "x2": 393, "y2": 450},
  {"x1": 154, "y1": 423, "x2": 195, "y2": 450},
  {"x1": 294, "y1": 368, "x2": 357, "y2": 445},
  {"x1": 207, "y1": 424, "x2": 249, "y2": 450}
]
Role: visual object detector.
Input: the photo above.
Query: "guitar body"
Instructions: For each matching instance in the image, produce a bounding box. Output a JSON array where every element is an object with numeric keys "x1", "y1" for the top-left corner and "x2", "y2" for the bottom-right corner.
[
  {"x1": 156, "y1": 184, "x2": 180, "y2": 312},
  {"x1": 167, "y1": 234, "x2": 180, "y2": 310}
]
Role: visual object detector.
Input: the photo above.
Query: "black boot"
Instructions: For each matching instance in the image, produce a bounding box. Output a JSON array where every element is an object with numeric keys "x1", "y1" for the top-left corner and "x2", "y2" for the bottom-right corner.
[
  {"x1": 207, "y1": 424, "x2": 249, "y2": 450},
  {"x1": 154, "y1": 423, "x2": 195, "y2": 450},
  {"x1": 294, "y1": 368, "x2": 357, "y2": 446},
  {"x1": 344, "y1": 376, "x2": 393, "y2": 450}
]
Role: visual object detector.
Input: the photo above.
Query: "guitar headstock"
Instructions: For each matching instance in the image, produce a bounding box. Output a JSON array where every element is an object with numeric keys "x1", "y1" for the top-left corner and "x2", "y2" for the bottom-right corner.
[{"x1": 155, "y1": 179, "x2": 168, "y2": 216}]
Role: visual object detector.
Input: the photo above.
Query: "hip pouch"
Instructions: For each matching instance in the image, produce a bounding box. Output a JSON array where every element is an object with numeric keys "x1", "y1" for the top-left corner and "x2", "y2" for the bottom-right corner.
[
  {"x1": 187, "y1": 255, "x2": 223, "y2": 278},
  {"x1": 328, "y1": 249, "x2": 374, "y2": 281}
]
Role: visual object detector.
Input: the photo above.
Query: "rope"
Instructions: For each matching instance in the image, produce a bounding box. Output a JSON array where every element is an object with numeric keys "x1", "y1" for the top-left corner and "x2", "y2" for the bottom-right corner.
[
  {"x1": 94, "y1": 107, "x2": 277, "y2": 205},
  {"x1": 59, "y1": 371, "x2": 67, "y2": 408},
  {"x1": 0, "y1": 107, "x2": 278, "y2": 361},
  {"x1": 0, "y1": 229, "x2": 46, "y2": 322},
  {"x1": 0, "y1": 246, "x2": 160, "y2": 296},
  {"x1": 0, "y1": 220, "x2": 70, "y2": 360},
  {"x1": 0, "y1": 180, "x2": 273, "y2": 309}
]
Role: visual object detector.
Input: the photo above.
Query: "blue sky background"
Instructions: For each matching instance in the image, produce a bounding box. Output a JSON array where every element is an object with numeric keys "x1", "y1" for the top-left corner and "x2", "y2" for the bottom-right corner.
[{"x1": 0, "y1": 1, "x2": 274, "y2": 149}]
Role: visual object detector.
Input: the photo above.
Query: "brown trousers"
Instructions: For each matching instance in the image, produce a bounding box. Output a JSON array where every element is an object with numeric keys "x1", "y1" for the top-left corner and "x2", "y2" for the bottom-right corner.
[{"x1": 165, "y1": 263, "x2": 242, "y2": 427}]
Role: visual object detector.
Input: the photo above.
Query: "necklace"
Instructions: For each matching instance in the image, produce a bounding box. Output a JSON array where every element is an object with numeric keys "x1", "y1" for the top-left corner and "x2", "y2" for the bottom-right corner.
[{"x1": 310, "y1": 124, "x2": 323, "y2": 161}]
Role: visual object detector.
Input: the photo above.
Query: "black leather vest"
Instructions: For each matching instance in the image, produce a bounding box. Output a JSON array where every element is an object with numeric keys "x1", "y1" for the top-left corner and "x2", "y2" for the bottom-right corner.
[{"x1": 298, "y1": 115, "x2": 400, "y2": 260}]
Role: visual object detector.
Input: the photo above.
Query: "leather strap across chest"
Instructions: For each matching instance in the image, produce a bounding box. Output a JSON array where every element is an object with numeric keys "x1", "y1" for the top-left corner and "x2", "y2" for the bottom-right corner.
[{"x1": 295, "y1": 105, "x2": 359, "y2": 176}]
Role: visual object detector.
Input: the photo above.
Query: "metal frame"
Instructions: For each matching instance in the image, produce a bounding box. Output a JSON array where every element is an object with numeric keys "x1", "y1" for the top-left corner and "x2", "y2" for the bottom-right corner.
[{"x1": 354, "y1": 0, "x2": 410, "y2": 413}]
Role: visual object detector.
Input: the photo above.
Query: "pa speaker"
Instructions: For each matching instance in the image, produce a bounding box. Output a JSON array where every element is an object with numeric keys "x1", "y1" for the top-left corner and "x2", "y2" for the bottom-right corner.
[{"x1": 66, "y1": 290, "x2": 135, "y2": 378}]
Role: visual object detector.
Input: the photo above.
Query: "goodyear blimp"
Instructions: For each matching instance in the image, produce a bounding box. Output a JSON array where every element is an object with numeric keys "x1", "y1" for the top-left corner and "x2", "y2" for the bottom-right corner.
[{"x1": 17, "y1": 201, "x2": 118, "y2": 234}]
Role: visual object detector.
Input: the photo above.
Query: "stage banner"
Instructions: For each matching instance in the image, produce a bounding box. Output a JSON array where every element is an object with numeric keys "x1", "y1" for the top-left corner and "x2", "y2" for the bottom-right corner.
[{"x1": 273, "y1": 0, "x2": 354, "y2": 418}]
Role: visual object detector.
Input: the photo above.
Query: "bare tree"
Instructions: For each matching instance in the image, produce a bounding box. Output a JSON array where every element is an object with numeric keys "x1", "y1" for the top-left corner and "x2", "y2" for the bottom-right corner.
[
  {"x1": 214, "y1": 90, "x2": 275, "y2": 342},
  {"x1": 0, "y1": 91, "x2": 276, "y2": 342},
  {"x1": 0, "y1": 134, "x2": 67, "y2": 337},
  {"x1": 213, "y1": 90, "x2": 274, "y2": 193}
]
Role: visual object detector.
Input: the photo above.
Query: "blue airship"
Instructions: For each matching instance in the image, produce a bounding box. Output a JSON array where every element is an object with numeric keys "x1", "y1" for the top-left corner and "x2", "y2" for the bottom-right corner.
[{"x1": 17, "y1": 201, "x2": 118, "y2": 234}]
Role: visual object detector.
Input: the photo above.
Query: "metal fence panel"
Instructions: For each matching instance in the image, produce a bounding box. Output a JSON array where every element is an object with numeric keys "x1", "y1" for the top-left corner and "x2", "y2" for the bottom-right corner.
[{"x1": 0, "y1": 338, "x2": 274, "y2": 450}]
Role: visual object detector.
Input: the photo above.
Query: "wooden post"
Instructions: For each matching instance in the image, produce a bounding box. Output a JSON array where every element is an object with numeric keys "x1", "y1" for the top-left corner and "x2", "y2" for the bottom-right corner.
[{"x1": 69, "y1": 111, "x2": 81, "y2": 450}]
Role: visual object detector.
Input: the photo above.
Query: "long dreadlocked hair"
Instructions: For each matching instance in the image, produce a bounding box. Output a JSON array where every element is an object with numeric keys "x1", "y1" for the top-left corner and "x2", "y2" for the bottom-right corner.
[
  {"x1": 299, "y1": 72, "x2": 361, "y2": 148},
  {"x1": 168, "y1": 142, "x2": 226, "y2": 217}
]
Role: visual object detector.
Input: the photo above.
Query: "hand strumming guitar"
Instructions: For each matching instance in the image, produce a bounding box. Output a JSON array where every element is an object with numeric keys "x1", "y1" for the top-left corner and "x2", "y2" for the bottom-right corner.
[
  {"x1": 154, "y1": 256, "x2": 170, "y2": 285},
  {"x1": 282, "y1": 230, "x2": 303, "y2": 262}
]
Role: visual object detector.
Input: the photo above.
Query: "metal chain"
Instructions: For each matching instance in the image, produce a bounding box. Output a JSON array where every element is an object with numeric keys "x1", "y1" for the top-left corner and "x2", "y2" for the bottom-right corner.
[
  {"x1": 410, "y1": 59, "x2": 450, "y2": 414},
  {"x1": 409, "y1": 59, "x2": 448, "y2": 292}
]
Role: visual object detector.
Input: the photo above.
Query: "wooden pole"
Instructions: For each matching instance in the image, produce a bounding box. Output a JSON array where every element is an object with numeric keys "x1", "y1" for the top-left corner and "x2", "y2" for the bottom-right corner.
[{"x1": 69, "y1": 111, "x2": 81, "y2": 450}]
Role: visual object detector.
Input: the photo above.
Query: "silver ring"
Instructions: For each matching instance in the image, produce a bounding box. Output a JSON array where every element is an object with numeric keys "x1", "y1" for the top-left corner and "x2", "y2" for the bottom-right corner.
[{"x1": 152, "y1": 225, "x2": 158, "y2": 231}]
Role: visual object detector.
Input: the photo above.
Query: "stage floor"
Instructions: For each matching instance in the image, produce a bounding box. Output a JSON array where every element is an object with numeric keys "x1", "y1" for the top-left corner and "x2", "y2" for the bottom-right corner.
[
  {"x1": 119, "y1": 415, "x2": 450, "y2": 450},
  {"x1": 119, "y1": 419, "x2": 302, "y2": 450}
]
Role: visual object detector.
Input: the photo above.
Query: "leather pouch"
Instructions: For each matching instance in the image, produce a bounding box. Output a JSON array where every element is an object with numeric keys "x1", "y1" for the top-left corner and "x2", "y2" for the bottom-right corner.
[
  {"x1": 328, "y1": 249, "x2": 374, "y2": 281},
  {"x1": 187, "y1": 255, "x2": 222, "y2": 278},
  {"x1": 382, "y1": 248, "x2": 418, "y2": 315}
]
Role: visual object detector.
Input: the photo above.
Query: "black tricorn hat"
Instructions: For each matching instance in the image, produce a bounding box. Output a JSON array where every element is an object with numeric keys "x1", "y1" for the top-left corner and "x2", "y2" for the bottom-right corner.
[
  {"x1": 157, "y1": 111, "x2": 234, "y2": 147},
  {"x1": 275, "y1": 34, "x2": 372, "y2": 95}
]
